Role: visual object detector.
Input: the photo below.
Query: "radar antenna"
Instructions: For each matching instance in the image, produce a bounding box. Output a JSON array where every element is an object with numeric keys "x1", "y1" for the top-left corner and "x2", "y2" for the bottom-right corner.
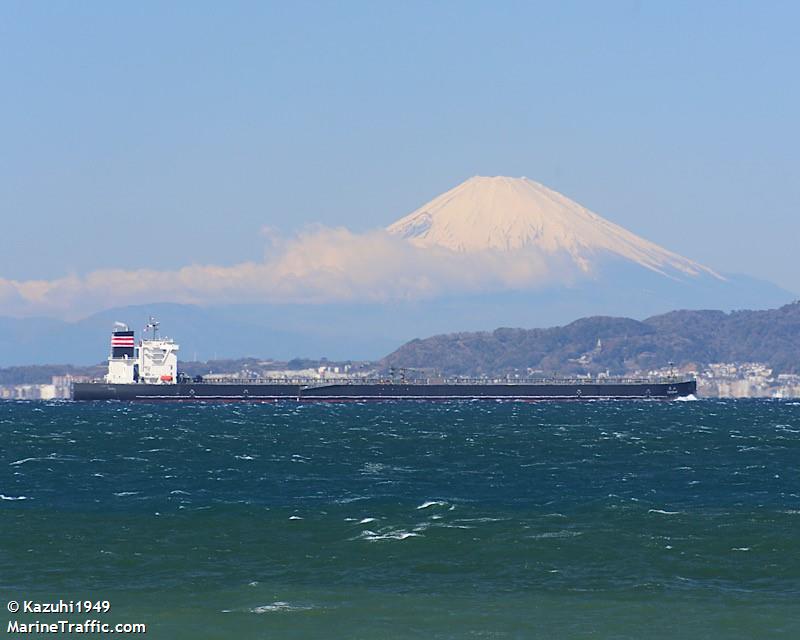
[{"x1": 145, "y1": 316, "x2": 160, "y2": 340}]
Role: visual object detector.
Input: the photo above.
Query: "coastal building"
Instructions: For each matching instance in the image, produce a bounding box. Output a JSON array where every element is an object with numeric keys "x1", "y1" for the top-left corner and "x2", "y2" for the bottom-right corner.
[{"x1": 0, "y1": 375, "x2": 91, "y2": 400}]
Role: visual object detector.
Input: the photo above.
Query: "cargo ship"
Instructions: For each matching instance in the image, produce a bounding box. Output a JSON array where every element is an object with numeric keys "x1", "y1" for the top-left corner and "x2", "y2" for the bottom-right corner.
[{"x1": 71, "y1": 320, "x2": 697, "y2": 401}]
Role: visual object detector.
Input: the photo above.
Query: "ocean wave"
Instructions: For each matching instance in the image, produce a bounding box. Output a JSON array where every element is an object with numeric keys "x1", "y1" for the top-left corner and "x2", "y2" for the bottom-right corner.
[
  {"x1": 9, "y1": 457, "x2": 42, "y2": 466},
  {"x1": 250, "y1": 602, "x2": 312, "y2": 613},
  {"x1": 417, "y1": 500, "x2": 449, "y2": 510},
  {"x1": 528, "y1": 530, "x2": 582, "y2": 539},
  {"x1": 8, "y1": 454, "x2": 78, "y2": 466},
  {"x1": 455, "y1": 517, "x2": 510, "y2": 523},
  {"x1": 358, "y1": 529, "x2": 421, "y2": 541},
  {"x1": 223, "y1": 602, "x2": 313, "y2": 614},
  {"x1": 335, "y1": 496, "x2": 369, "y2": 504}
]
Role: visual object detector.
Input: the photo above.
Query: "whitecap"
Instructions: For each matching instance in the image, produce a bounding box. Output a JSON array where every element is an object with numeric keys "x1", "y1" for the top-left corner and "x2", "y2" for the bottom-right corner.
[
  {"x1": 367, "y1": 532, "x2": 420, "y2": 541},
  {"x1": 358, "y1": 517, "x2": 377, "y2": 524},
  {"x1": 417, "y1": 500, "x2": 448, "y2": 510},
  {"x1": 529, "y1": 530, "x2": 582, "y2": 539},
  {"x1": 456, "y1": 517, "x2": 509, "y2": 523},
  {"x1": 648, "y1": 509, "x2": 681, "y2": 515},
  {"x1": 675, "y1": 394, "x2": 698, "y2": 402},
  {"x1": 360, "y1": 462, "x2": 386, "y2": 475},
  {"x1": 359, "y1": 529, "x2": 421, "y2": 541},
  {"x1": 0, "y1": 494, "x2": 29, "y2": 501},
  {"x1": 9, "y1": 457, "x2": 43, "y2": 466},
  {"x1": 250, "y1": 602, "x2": 311, "y2": 613},
  {"x1": 113, "y1": 491, "x2": 139, "y2": 497},
  {"x1": 223, "y1": 602, "x2": 312, "y2": 614},
  {"x1": 731, "y1": 547, "x2": 751, "y2": 552},
  {"x1": 335, "y1": 496, "x2": 369, "y2": 504},
  {"x1": 288, "y1": 515, "x2": 302, "y2": 520}
]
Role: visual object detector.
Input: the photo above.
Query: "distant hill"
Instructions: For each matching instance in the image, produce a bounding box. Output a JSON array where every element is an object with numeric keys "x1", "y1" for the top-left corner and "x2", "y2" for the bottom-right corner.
[
  {"x1": 381, "y1": 302, "x2": 800, "y2": 376},
  {"x1": 0, "y1": 303, "x2": 403, "y2": 366}
]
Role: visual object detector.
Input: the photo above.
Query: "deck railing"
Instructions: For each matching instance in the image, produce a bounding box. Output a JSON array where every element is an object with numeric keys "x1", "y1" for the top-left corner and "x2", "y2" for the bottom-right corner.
[{"x1": 191, "y1": 375, "x2": 692, "y2": 386}]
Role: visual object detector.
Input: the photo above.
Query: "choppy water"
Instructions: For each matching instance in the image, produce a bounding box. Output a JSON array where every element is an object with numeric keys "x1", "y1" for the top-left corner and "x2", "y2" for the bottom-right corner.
[{"x1": 1, "y1": 399, "x2": 799, "y2": 638}]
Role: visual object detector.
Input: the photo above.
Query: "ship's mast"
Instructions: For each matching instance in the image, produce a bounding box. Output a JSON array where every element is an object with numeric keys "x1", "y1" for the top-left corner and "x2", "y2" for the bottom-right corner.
[{"x1": 146, "y1": 316, "x2": 160, "y2": 341}]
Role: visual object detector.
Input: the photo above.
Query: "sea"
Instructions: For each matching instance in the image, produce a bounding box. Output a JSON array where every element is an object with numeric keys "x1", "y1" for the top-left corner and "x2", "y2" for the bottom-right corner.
[{"x1": 1, "y1": 399, "x2": 799, "y2": 639}]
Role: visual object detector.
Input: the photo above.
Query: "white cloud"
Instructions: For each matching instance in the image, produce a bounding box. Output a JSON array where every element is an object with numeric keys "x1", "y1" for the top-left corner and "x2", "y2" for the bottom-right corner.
[{"x1": 0, "y1": 227, "x2": 580, "y2": 318}]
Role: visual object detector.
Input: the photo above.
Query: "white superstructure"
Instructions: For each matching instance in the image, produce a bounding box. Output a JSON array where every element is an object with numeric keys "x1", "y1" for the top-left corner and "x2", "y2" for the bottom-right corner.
[{"x1": 104, "y1": 318, "x2": 180, "y2": 385}]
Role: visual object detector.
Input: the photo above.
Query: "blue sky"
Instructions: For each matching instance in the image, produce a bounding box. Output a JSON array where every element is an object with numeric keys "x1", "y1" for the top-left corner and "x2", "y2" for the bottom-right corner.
[{"x1": 1, "y1": 1, "x2": 798, "y2": 301}]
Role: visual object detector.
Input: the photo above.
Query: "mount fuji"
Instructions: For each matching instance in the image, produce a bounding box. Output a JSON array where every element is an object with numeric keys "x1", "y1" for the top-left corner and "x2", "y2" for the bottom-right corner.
[
  {"x1": 388, "y1": 175, "x2": 720, "y2": 282},
  {"x1": 383, "y1": 175, "x2": 790, "y2": 313}
]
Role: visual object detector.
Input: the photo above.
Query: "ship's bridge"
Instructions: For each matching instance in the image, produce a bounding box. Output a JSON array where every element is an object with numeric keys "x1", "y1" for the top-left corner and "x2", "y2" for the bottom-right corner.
[{"x1": 139, "y1": 337, "x2": 179, "y2": 384}]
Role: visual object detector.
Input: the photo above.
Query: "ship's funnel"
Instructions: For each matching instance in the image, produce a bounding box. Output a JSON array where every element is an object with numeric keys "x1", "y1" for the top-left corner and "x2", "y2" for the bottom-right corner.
[{"x1": 111, "y1": 328, "x2": 135, "y2": 359}]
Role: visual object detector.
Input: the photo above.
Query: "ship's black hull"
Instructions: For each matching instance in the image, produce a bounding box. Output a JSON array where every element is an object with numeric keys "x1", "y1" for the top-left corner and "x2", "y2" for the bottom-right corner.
[{"x1": 72, "y1": 380, "x2": 696, "y2": 401}]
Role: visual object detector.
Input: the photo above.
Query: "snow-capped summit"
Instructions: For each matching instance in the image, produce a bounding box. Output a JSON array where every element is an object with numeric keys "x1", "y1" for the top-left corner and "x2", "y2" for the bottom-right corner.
[{"x1": 388, "y1": 176, "x2": 721, "y2": 279}]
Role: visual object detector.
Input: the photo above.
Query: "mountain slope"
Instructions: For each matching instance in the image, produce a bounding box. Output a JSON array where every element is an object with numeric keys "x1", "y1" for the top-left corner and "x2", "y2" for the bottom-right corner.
[{"x1": 388, "y1": 176, "x2": 721, "y2": 279}]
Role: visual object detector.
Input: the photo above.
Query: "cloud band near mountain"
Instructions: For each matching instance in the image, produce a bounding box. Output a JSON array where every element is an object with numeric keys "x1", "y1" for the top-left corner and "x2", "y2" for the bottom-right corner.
[{"x1": 0, "y1": 227, "x2": 568, "y2": 318}]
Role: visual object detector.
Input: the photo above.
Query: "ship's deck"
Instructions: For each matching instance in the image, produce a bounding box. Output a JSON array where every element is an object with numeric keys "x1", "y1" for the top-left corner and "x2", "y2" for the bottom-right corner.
[{"x1": 188, "y1": 375, "x2": 693, "y2": 386}]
